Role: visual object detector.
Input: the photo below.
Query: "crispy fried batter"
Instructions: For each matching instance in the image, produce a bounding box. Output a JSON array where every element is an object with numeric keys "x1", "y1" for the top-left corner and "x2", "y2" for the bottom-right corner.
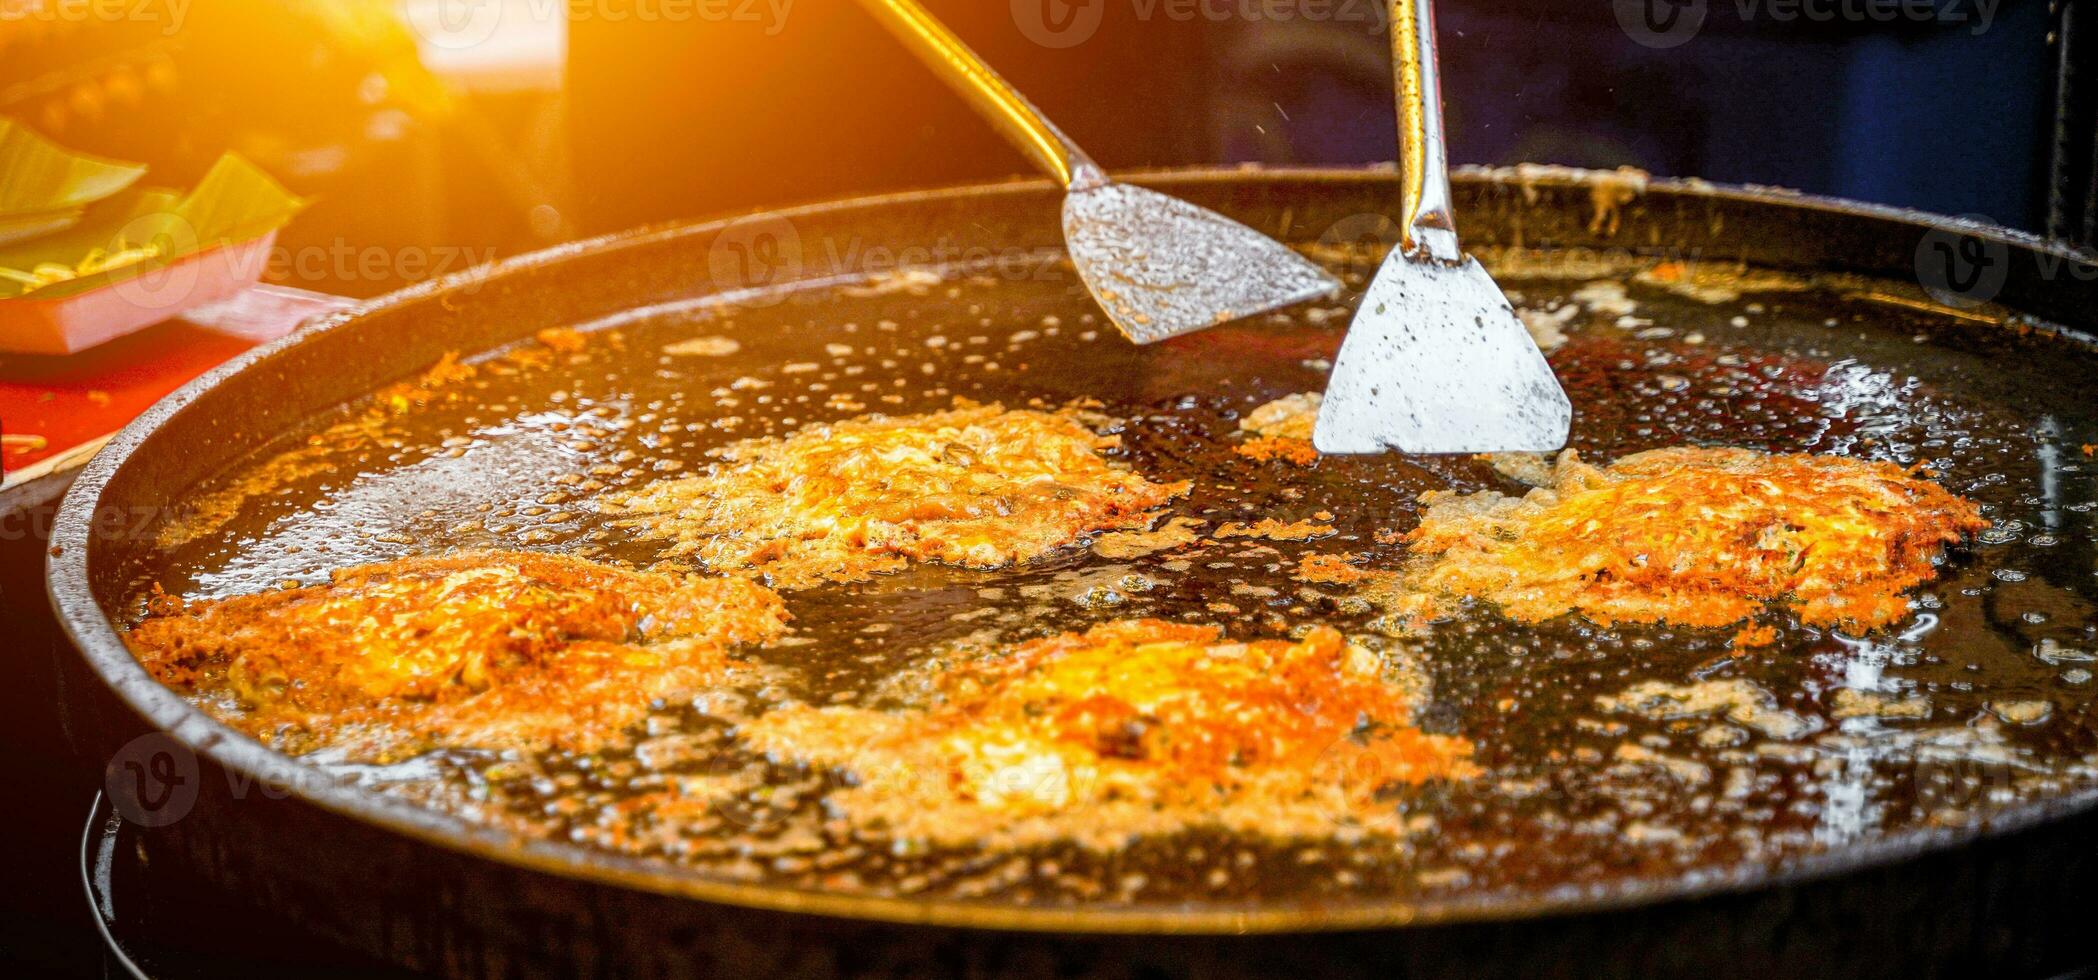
[
  {"x1": 1730, "y1": 623, "x2": 1779, "y2": 648},
  {"x1": 1297, "y1": 552, "x2": 1374, "y2": 584},
  {"x1": 609, "y1": 405, "x2": 1189, "y2": 588},
  {"x1": 1401, "y1": 447, "x2": 1987, "y2": 632},
  {"x1": 1239, "y1": 392, "x2": 1322, "y2": 440},
  {"x1": 1215, "y1": 518, "x2": 1336, "y2": 542},
  {"x1": 1089, "y1": 516, "x2": 1206, "y2": 559},
  {"x1": 739, "y1": 620, "x2": 1474, "y2": 849},
  {"x1": 1236, "y1": 434, "x2": 1319, "y2": 465},
  {"x1": 126, "y1": 551, "x2": 788, "y2": 759}
]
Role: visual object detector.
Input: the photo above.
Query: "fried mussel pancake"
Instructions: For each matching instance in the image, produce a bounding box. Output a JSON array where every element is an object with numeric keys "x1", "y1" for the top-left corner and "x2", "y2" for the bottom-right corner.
[
  {"x1": 125, "y1": 551, "x2": 788, "y2": 759},
  {"x1": 738, "y1": 620, "x2": 1476, "y2": 850},
  {"x1": 607, "y1": 404, "x2": 1190, "y2": 589},
  {"x1": 1386, "y1": 447, "x2": 1988, "y2": 634}
]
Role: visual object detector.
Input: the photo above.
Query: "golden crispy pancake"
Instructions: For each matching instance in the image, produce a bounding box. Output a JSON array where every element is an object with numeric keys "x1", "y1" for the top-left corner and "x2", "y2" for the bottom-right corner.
[
  {"x1": 1402, "y1": 447, "x2": 1987, "y2": 632},
  {"x1": 739, "y1": 620, "x2": 1474, "y2": 849},
  {"x1": 608, "y1": 405, "x2": 1189, "y2": 588},
  {"x1": 127, "y1": 551, "x2": 788, "y2": 759}
]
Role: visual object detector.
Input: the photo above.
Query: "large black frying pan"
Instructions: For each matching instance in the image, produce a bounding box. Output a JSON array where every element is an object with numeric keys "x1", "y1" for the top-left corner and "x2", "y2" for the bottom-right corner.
[{"x1": 46, "y1": 168, "x2": 2098, "y2": 978}]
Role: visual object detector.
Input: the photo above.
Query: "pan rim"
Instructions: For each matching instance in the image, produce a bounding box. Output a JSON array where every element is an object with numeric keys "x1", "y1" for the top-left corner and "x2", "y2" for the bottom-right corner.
[{"x1": 46, "y1": 164, "x2": 2098, "y2": 936}]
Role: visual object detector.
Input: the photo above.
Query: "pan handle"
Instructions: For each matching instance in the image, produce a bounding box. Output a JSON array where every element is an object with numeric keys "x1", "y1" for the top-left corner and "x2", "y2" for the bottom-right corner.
[
  {"x1": 1389, "y1": 0, "x2": 1462, "y2": 262},
  {"x1": 851, "y1": 0, "x2": 1107, "y2": 190}
]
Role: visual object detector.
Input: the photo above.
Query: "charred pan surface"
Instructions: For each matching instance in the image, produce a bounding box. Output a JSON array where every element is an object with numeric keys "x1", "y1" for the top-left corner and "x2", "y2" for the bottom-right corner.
[
  {"x1": 125, "y1": 551, "x2": 788, "y2": 759},
  {"x1": 606, "y1": 404, "x2": 1190, "y2": 589}
]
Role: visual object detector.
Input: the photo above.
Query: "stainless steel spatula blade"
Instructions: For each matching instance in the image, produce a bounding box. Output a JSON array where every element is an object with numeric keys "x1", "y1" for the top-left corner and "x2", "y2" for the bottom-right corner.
[
  {"x1": 1063, "y1": 181, "x2": 1338, "y2": 345},
  {"x1": 1315, "y1": 0, "x2": 1571, "y2": 454},
  {"x1": 1314, "y1": 247, "x2": 1570, "y2": 453},
  {"x1": 854, "y1": 0, "x2": 1336, "y2": 345}
]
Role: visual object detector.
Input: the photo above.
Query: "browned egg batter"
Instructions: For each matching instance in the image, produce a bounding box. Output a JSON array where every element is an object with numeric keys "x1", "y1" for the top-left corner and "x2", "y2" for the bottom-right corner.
[
  {"x1": 1233, "y1": 392, "x2": 1322, "y2": 466},
  {"x1": 1364, "y1": 447, "x2": 1988, "y2": 636},
  {"x1": 125, "y1": 551, "x2": 787, "y2": 759},
  {"x1": 113, "y1": 252, "x2": 2098, "y2": 908},
  {"x1": 734, "y1": 620, "x2": 1473, "y2": 850},
  {"x1": 606, "y1": 404, "x2": 1189, "y2": 589}
]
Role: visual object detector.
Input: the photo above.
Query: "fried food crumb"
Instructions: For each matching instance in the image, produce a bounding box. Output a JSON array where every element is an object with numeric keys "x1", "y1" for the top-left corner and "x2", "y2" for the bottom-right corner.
[
  {"x1": 1398, "y1": 447, "x2": 1986, "y2": 633},
  {"x1": 126, "y1": 551, "x2": 789, "y2": 759},
  {"x1": 609, "y1": 405, "x2": 1189, "y2": 588},
  {"x1": 1236, "y1": 434, "x2": 1319, "y2": 465},
  {"x1": 1829, "y1": 688, "x2": 1932, "y2": 721},
  {"x1": 534, "y1": 326, "x2": 590, "y2": 353},
  {"x1": 1598, "y1": 678, "x2": 1818, "y2": 741},
  {"x1": 1215, "y1": 518, "x2": 1336, "y2": 542},
  {"x1": 663, "y1": 335, "x2": 741, "y2": 357},
  {"x1": 1089, "y1": 516, "x2": 1206, "y2": 559},
  {"x1": 737, "y1": 620, "x2": 1474, "y2": 850},
  {"x1": 1516, "y1": 304, "x2": 1576, "y2": 352},
  {"x1": 1297, "y1": 552, "x2": 1373, "y2": 584},
  {"x1": 1988, "y1": 699, "x2": 2054, "y2": 725},
  {"x1": 1482, "y1": 451, "x2": 1558, "y2": 487},
  {"x1": 1239, "y1": 392, "x2": 1322, "y2": 440},
  {"x1": 1731, "y1": 623, "x2": 1779, "y2": 648}
]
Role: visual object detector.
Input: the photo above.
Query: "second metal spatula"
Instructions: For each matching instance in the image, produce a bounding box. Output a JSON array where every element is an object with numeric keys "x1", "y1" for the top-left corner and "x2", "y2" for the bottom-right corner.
[
  {"x1": 1314, "y1": 0, "x2": 1571, "y2": 454},
  {"x1": 853, "y1": 0, "x2": 1337, "y2": 345}
]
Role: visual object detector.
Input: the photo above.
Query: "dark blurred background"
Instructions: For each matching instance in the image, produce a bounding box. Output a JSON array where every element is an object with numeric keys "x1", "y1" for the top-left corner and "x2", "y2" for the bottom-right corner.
[
  {"x1": 0, "y1": 0, "x2": 2072, "y2": 300},
  {"x1": 0, "y1": 0, "x2": 2081, "y2": 974},
  {"x1": 571, "y1": 0, "x2": 2061, "y2": 237}
]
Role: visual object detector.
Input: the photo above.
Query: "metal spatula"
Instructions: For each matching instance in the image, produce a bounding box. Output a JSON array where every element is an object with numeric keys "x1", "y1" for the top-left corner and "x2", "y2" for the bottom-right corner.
[
  {"x1": 1313, "y1": 0, "x2": 1571, "y2": 454},
  {"x1": 852, "y1": 0, "x2": 1337, "y2": 344}
]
